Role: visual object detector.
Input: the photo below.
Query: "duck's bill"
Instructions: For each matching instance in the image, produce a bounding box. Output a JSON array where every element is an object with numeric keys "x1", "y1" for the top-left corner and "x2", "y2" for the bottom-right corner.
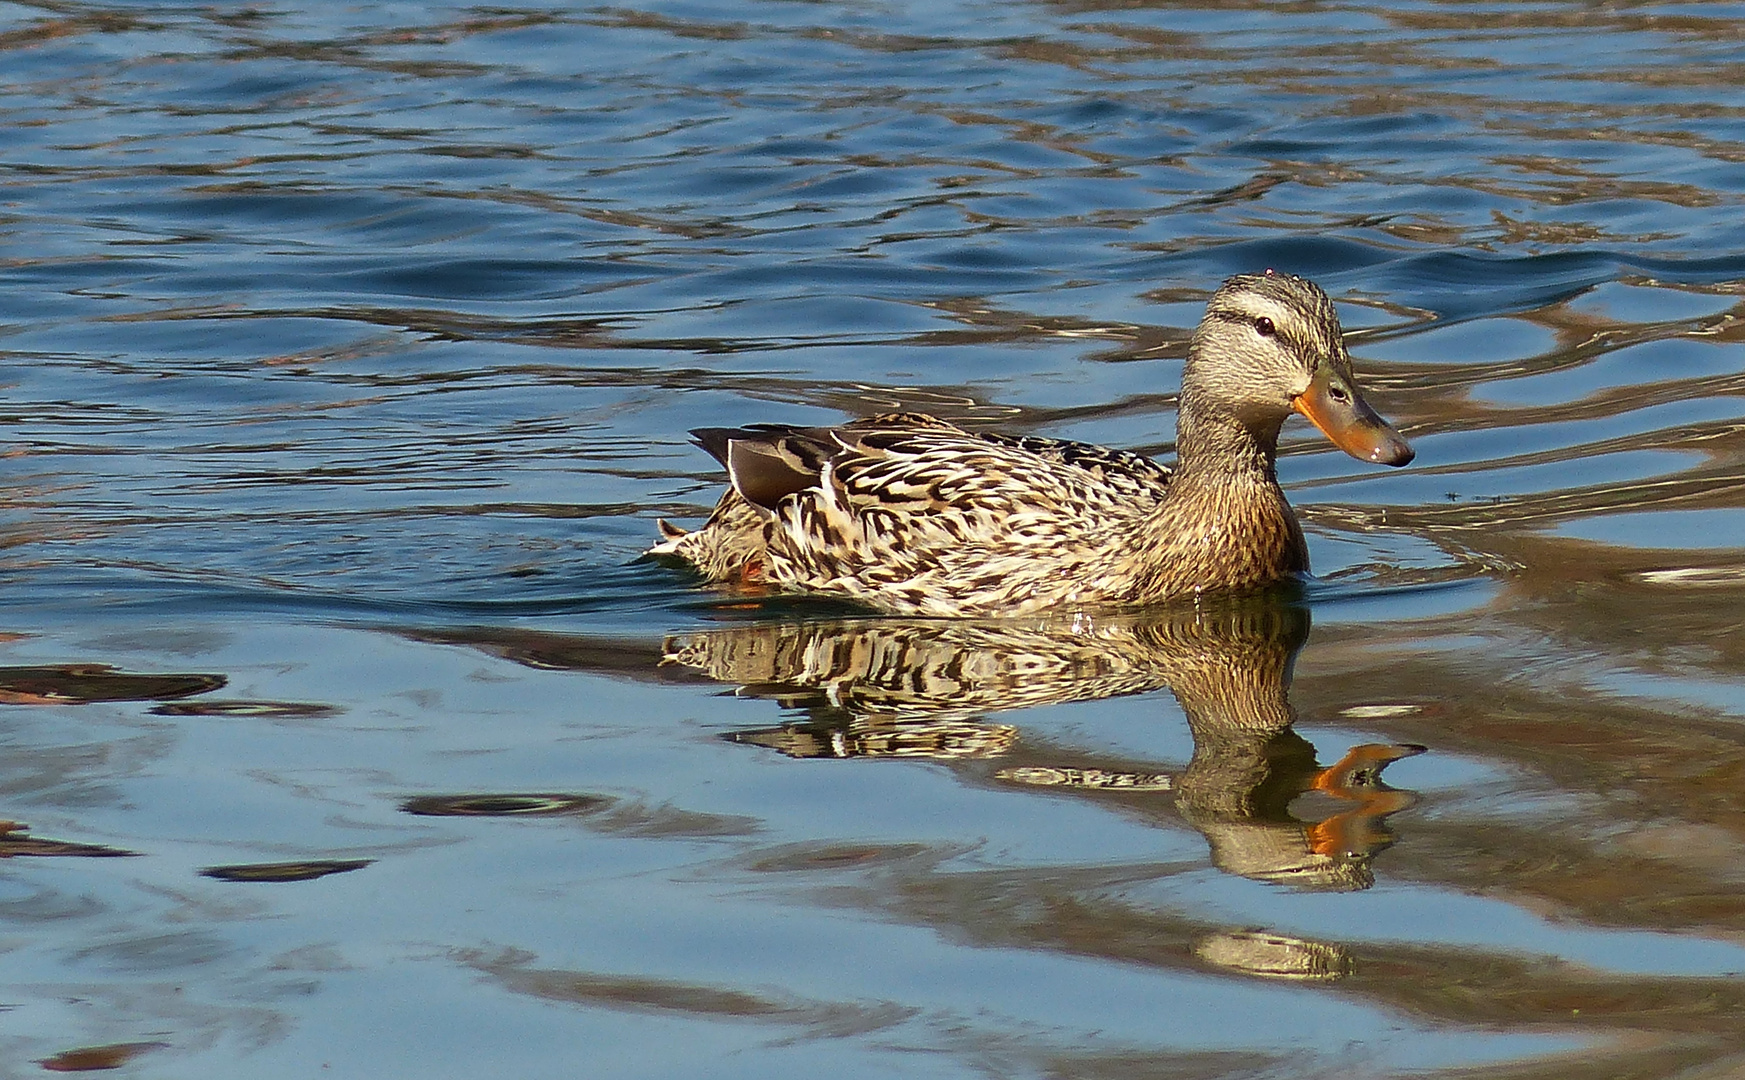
[{"x1": 1291, "y1": 369, "x2": 1415, "y2": 467}]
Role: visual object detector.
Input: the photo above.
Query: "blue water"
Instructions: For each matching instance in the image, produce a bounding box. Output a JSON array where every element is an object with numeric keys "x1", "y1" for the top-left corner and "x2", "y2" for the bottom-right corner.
[{"x1": 3, "y1": 1, "x2": 1745, "y2": 1076}]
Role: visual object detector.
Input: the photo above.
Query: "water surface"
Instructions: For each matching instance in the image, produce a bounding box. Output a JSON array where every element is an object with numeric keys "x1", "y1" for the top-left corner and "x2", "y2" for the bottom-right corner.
[{"x1": 3, "y1": 1, "x2": 1745, "y2": 1076}]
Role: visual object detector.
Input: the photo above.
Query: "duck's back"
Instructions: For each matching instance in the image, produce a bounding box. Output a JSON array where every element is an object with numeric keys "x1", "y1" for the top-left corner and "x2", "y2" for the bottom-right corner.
[{"x1": 653, "y1": 413, "x2": 1175, "y2": 615}]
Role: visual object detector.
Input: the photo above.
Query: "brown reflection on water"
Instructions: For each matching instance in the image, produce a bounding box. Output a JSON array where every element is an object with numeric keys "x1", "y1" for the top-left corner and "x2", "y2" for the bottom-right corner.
[
  {"x1": 149, "y1": 700, "x2": 338, "y2": 718},
  {"x1": 395, "y1": 788, "x2": 756, "y2": 838},
  {"x1": 842, "y1": 854, "x2": 1745, "y2": 1079},
  {"x1": 37, "y1": 1041, "x2": 167, "y2": 1073},
  {"x1": 0, "y1": 665, "x2": 225, "y2": 706},
  {"x1": 455, "y1": 946, "x2": 916, "y2": 1037},
  {"x1": 0, "y1": 820, "x2": 136, "y2": 859},
  {"x1": 198, "y1": 859, "x2": 372, "y2": 883}
]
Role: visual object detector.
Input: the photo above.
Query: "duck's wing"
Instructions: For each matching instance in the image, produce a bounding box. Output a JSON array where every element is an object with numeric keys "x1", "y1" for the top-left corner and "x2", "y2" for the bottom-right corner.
[
  {"x1": 689, "y1": 413, "x2": 969, "y2": 512},
  {"x1": 692, "y1": 414, "x2": 1172, "y2": 514},
  {"x1": 687, "y1": 414, "x2": 1175, "y2": 610},
  {"x1": 975, "y1": 431, "x2": 1174, "y2": 501}
]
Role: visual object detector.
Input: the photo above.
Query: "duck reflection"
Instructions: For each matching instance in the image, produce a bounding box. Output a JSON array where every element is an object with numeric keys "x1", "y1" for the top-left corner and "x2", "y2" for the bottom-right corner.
[
  {"x1": 664, "y1": 602, "x2": 1420, "y2": 892},
  {"x1": 402, "y1": 601, "x2": 1419, "y2": 893}
]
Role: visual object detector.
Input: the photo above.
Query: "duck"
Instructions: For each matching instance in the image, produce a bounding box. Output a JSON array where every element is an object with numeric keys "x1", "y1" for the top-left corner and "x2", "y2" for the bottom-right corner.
[{"x1": 648, "y1": 271, "x2": 1414, "y2": 616}]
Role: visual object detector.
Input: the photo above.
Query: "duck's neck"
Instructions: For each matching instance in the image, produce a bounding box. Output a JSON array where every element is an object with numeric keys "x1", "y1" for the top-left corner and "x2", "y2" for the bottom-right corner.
[
  {"x1": 1172, "y1": 381, "x2": 1284, "y2": 484},
  {"x1": 1124, "y1": 386, "x2": 1307, "y2": 599}
]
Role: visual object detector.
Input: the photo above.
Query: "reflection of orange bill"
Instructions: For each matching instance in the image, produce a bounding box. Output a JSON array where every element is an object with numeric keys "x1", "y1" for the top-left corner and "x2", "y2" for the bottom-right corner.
[
  {"x1": 40, "y1": 1042, "x2": 168, "y2": 1073},
  {"x1": 1291, "y1": 367, "x2": 1414, "y2": 467},
  {"x1": 1306, "y1": 742, "x2": 1426, "y2": 857},
  {"x1": 1306, "y1": 787, "x2": 1418, "y2": 858}
]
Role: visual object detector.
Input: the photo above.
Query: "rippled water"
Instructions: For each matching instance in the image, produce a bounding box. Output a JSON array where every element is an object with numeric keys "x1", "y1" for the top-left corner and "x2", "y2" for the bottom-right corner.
[{"x1": 4, "y1": 1, "x2": 1745, "y2": 1076}]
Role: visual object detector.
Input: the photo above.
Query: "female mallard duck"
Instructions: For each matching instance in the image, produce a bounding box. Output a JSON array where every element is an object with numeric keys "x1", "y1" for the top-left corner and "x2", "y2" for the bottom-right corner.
[{"x1": 649, "y1": 272, "x2": 1413, "y2": 616}]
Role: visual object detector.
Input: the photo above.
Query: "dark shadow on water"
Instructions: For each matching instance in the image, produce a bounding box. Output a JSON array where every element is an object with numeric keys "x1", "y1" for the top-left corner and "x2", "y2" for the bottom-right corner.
[
  {"x1": 0, "y1": 820, "x2": 137, "y2": 859},
  {"x1": 0, "y1": 664, "x2": 224, "y2": 705},
  {"x1": 400, "y1": 793, "x2": 613, "y2": 817},
  {"x1": 198, "y1": 859, "x2": 372, "y2": 883}
]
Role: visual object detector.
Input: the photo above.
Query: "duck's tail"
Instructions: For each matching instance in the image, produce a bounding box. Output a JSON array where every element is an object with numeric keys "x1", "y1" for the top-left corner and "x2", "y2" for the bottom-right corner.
[{"x1": 646, "y1": 518, "x2": 689, "y2": 555}]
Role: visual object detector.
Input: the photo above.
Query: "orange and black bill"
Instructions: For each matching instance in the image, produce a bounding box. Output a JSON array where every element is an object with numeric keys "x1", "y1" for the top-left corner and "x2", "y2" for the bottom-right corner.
[{"x1": 1291, "y1": 367, "x2": 1414, "y2": 467}]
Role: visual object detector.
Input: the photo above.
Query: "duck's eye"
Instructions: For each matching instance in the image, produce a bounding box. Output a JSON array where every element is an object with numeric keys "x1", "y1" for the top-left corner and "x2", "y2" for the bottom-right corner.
[{"x1": 1254, "y1": 316, "x2": 1276, "y2": 337}]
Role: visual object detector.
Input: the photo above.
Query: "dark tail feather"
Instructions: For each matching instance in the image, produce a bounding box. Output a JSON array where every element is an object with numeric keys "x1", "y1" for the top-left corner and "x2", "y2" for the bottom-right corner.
[
  {"x1": 689, "y1": 427, "x2": 745, "y2": 468},
  {"x1": 688, "y1": 425, "x2": 826, "y2": 510}
]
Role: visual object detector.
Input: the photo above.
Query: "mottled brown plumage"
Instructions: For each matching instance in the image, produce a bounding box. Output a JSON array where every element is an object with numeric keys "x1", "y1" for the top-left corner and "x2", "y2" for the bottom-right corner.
[{"x1": 649, "y1": 272, "x2": 1413, "y2": 616}]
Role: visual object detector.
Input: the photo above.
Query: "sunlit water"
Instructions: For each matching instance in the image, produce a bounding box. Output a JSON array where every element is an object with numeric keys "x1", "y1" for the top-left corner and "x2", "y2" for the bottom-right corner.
[{"x1": 3, "y1": 1, "x2": 1745, "y2": 1076}]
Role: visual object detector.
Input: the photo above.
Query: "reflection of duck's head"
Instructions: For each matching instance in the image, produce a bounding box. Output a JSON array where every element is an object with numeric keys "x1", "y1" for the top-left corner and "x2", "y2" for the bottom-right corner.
[{"x1": 1178, "y1": 732, "x2": 1423, "y2": 893}]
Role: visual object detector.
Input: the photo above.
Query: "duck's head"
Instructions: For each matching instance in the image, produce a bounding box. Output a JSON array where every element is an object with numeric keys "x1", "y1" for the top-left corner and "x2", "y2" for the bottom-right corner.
[{"x1": 1186, "y1": 272, "x2": 1414, "y2": 468}]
